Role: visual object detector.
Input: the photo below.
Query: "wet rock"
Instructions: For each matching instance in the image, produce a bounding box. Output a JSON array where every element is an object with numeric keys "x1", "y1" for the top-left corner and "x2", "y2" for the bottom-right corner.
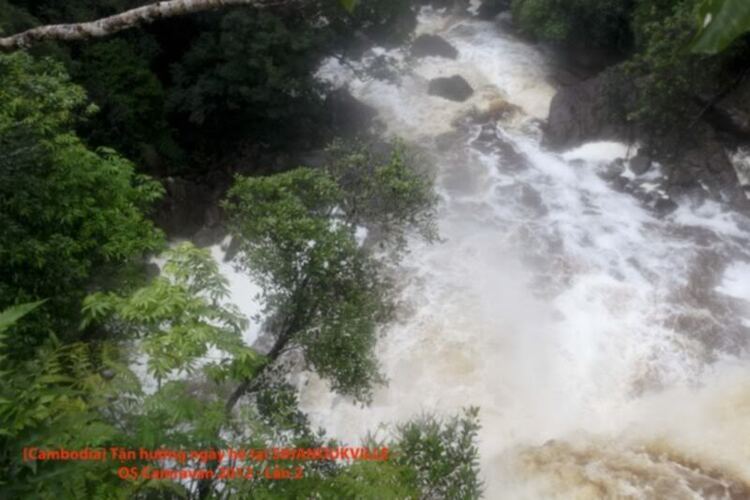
[
  {"x1": 629, "y1": 152, "x2": 651, "y2": 175},
  {"x1": 155, "y1": 176, "x2": 221, "y2": 238},
  {"x1": 476, "y1": 0, "x2": 511, "y2": 19},
  {"x1": 653, "y1": 197, "x2": 678, "y2": 216},
  {"x1": 435, "y1": 130, "x2": 466, "y2": 151},
  {"x1": 324, "y1": 88, "x2": 378, "y2": 137},
  {"x1": 428, "y1": 75, "x2": 474, "y2": 102},
  {"x1": 600, "y1": 159, "x2": 625, "y2": 181},
  {"x1": 472, "y1": 98, "x2": 522, "y2": 123},
  {"x1": 223, "y1": 236, "x2": 242, "y2": 262},
  {"x1": 417, "y1": 0, "x2": 471, "y2": 15},
  {"x1": 663, "y1": 125, "x2": 749, "y2": 210},
  {"x1": 411, "y1": 34, "x2": 458, "y2": 59},
  {"x1": 193, "y1": 225, "x2": 225, "y2": 248},
  {"x1": 144, "y1": 262, "x2": 161, "y2": 280},
  {"x1": 714, "y1": 79, "x2": 750, "y2": 138},
  {"x1": 519, "y1": 184, "x2": 547, "y2": 215},
  {"x1": 544, "y1": 68, "x2": 633, "y2": 150}
]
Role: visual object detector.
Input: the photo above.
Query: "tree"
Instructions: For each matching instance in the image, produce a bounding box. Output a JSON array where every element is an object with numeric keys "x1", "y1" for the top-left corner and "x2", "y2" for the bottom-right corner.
[
  {"x1": 223, "y1": 140, "x2": 438, "y2": 409},
  {"x1": 78, "y1": 242, "x2": 480, "y2": 499},
  {"x1": 0, "y1": 0, "x2": 363, "y2": 51},
  {"x1": 0, "y1": 52, "x2": 164, "y2": 348},
  {"x1": 510, "y1": 0, "x2": 634, "y2": 51}
]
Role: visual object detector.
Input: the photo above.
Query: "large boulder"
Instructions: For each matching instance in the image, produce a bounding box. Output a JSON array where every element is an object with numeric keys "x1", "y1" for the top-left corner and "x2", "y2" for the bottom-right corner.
[
  {"x1": 411, "y1": 34, "x2": 458, "y2": 59},
  {"x1": 428, "y1": 75, "x2": 474, "y2": 102},
  {"x1": 155, "y1": 174, "x2": 228, "y2": 243},
  {"x1": 476, "y1": 0, "x2": 511, "y2": 19},
  {"x1": 713, "y1": 79, "x2": 750, "y2": 139},
  {"x1": 544, "y1": 69, "x2": 632, "y2": 150},
  {"x1": 324, "y1": 88, "x2": 378, "y2": 137}
]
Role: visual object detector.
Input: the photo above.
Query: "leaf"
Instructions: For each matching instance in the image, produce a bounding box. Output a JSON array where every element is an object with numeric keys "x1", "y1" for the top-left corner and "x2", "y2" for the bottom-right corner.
[
  {"x1": 339, "y1": 0, "x2": 359, "y2": 13},
  {"x1": 692, "y1": 0, "x2": 750, "y2": 54},
  {"x1": 0, "y1": 300, "x2": 46, "y2": 333}
]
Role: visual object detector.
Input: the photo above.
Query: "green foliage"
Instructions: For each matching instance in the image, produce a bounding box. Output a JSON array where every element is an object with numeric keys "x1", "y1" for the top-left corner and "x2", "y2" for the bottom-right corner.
[
  {"x1": 692, "y1": 0, "x2": 750, "y2": 54},
  {"x1": 623, "y1": 0, "x2": 735, "y2": 142},
  {"x1": 0, "y1": 52, "x2": 164, "y2": 345},
  {"x1": 0, "y1": 303, "x2": 129, "y2": 499},
  {"x1": 392, "y1": 407, "x2": 483, "y2": 499},
  {"x1": 168, "y1": 8, "x2": 329, "y2": 148},
  {"x1": 72, "y1": 37, "x2": 184, "y2": 171},
  {"x1": 83, "y1": 243, "x2": 261, "y2": 385},
  {"x1": 226, "y1": 167, "x2": 386, "y2": 401},
  {"x1": 325, "y1": 140, "x2": 439, "y2": 251},
  {"x1": 511, "y1": 0, "x2": 634, "y2": 50}
]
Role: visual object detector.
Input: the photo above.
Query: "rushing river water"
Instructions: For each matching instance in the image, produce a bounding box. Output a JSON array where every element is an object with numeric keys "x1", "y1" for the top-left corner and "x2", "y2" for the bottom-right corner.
[{"x1": 214, "y1": 6, "x2": 750, "y2": 498}]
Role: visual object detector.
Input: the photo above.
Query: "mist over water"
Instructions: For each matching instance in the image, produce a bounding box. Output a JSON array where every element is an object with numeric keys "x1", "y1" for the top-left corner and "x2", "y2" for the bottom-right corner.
[{"x1": 220, "y1": 7, "x2": 750, "y2": 498}]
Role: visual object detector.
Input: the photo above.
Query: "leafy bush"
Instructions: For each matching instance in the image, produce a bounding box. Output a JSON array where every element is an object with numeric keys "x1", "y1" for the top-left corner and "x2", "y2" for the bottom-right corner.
[
  {"x1": 168, "y1": 8, "x2": 329, "y2": 150},
  {"x1": 72, "y1": 37, "x2": 185, "y2": 172},
  {"x1": 0, "y1": 52, "x2": 164, "y2": 346},
  {"x1": 511, "y1": 0, "x2": 634, "y2": 51}
]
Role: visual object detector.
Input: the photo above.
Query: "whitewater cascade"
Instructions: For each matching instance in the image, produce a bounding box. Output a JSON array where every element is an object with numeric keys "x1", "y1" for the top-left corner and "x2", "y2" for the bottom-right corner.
[{"x1": 214, "y1": 7, "x2": 750, "y2": 498}]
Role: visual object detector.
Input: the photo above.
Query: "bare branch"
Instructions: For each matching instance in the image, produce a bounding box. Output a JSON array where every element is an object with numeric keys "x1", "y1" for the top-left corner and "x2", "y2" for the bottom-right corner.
[{"x1": 0, "y1": 0, "x2": 290, "y2": 51}]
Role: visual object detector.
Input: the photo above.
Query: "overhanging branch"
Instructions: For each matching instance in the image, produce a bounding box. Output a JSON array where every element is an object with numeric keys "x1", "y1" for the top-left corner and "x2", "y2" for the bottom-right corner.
[{"x1": 0, "y1": 0, "x2": 290, "y2": 51}]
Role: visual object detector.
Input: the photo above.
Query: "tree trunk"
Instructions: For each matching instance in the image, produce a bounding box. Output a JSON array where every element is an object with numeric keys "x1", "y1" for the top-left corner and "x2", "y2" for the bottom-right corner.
[{"x1": 0, "y1": 0, "x2": 285, "y2": 51}]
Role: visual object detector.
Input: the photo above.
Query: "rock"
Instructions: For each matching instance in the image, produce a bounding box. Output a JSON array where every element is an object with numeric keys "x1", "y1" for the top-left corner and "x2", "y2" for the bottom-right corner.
[
  {"x1": 600, "y1": 159, "x2": 625, "y2": 181},
  {"x1": 155, "y1": 177, "x2": 219, "y2": 238},
  {"x1": 629, "y1": 152, "x2": 651, "y2": 175},
  {"x1": 411, "y1": 34, "x2": 458, "y2": 59},
  {"x1": 324, "y1": 88, "x2": 378, "y2": 137},
  {"x1": 472, "y1": 98, "x2": 522, "y2": 122},
  {"x1": 544, "y1": 69, "x2": 633, "y2": 150},
  {"x1": 416, "y1": 0, "x2": 470, "y2": 14},
  {"x1": 654, "y1": 197, "x2": 678, "y2": 215},
  {"x1": 661, "y1": 125, "x2": 750, "y2": 210},
  {"x1": 435, "y1": 130, "x2": 465, "y2": 151},
  {"x1": 144, "y1": 262, "x2": 161, "y2": 281},
  {"x1": 223, "y1": 236, "x2": 242, "y2": 262},
  {"x1": 193, "y1": 225, "x2": 225, "y2": 248},
  {"x1": 714, "y1": 79, "x2": 750, "y2": 138},
  {"x1": 428, "y1": 75, "x2": 474, "y2": 102},
  {"x1": 476, "y1": 0, "x2": 510, "y2": 19}
]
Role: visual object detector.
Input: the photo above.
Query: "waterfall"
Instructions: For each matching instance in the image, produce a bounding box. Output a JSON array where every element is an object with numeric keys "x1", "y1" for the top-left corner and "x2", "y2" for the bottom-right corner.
[{"x1": 219, "y1": 7, "x2": 750, "y2": 498}]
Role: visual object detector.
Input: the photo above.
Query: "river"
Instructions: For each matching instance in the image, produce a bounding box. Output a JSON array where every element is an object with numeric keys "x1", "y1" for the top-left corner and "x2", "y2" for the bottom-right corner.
[{"x1": 217, "y1": 6, "x2": 750, "y2": 498}]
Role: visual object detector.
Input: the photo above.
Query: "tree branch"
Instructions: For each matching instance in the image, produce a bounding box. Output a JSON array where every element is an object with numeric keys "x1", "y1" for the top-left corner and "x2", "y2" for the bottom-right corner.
[{"x1": 0, "y1": 0, "x2": 291, "y2": 51}]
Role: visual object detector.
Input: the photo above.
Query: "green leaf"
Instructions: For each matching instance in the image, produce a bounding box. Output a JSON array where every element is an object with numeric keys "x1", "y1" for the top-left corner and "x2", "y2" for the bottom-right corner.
[
  {"x1": 692, "y1": 0, "x2": 750, "y2": 54},
  {"x1": 0, "y1": 300, "x2": 46, "y2": 333},
  {"x1": 339, "y1": 0, "x2": 359, "y2": 13}
]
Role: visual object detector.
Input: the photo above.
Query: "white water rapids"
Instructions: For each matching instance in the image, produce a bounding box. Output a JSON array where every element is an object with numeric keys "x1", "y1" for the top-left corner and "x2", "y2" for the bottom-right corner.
[{"x1": 213, "y1": 7, "x2": 750, "y2": 499}]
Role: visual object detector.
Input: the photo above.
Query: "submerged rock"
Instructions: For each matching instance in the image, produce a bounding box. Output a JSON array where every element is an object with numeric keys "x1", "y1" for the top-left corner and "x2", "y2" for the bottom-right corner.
[
  {"x1": 411, "y1": 34, "x2": 458, "y2": 59},
  {"x1": 428, "y1": 75, "x2": 474, "y2": 102}
]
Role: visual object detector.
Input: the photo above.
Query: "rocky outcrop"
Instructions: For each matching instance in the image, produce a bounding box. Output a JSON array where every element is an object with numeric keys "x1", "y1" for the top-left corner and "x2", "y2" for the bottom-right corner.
[
  {"x1": 544, "y1": 69, "x2": 632, "y2": 150},
  {"x1": 545, "y1": 68, "x2": 750, "y2": 211},
  {"x1": 428, "y1": 75, "x2": 474, "y2": 102},
  {"x1": 411, "y1": 34, "x2": 458, "y2": 59}
]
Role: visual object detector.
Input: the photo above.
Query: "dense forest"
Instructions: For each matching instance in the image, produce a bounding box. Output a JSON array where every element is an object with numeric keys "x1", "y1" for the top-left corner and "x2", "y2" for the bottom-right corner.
[{"x1": 2, "y1": 0, "x2": 750, "y2": 498}]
